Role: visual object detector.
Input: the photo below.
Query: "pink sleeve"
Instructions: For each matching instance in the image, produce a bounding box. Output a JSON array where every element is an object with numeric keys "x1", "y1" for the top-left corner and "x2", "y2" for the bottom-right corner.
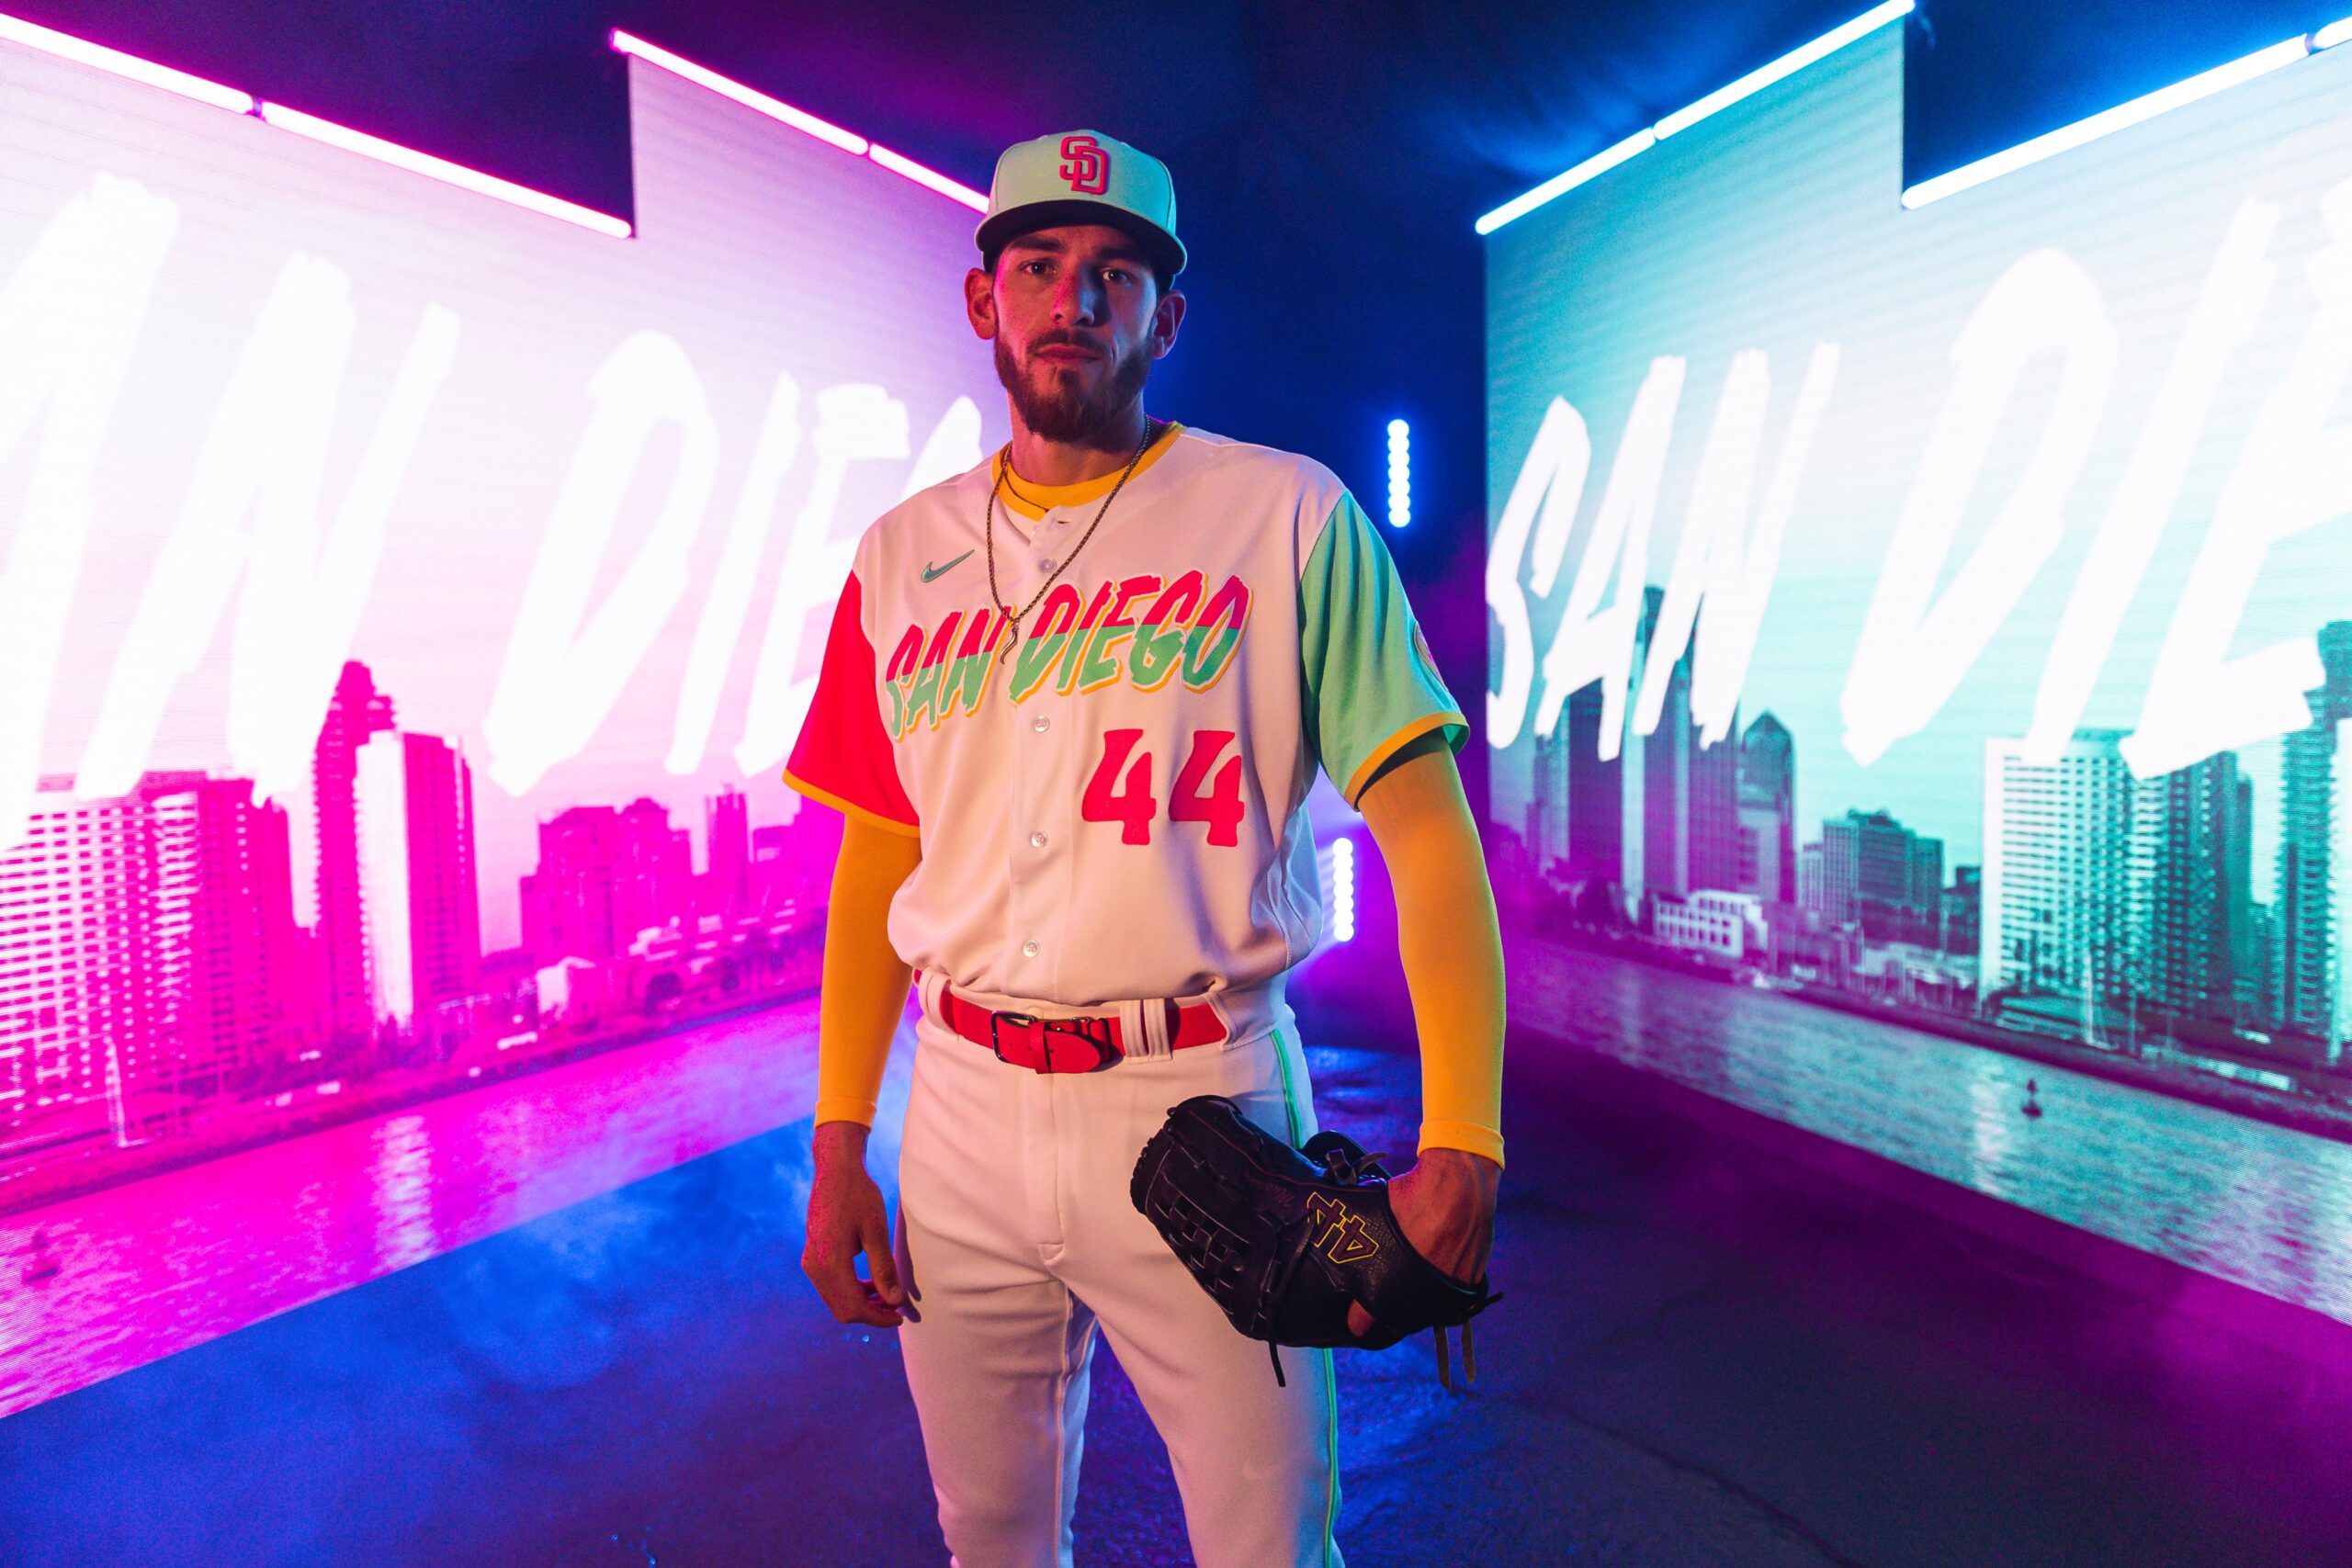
[{"x1": 783, "y1": 570, "x2": 920, "y2": 836}]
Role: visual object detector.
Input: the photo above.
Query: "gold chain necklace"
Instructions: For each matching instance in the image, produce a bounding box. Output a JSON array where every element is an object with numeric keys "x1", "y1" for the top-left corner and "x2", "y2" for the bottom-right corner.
[{"x1": 985, "y1": 417, "x2": 1161, "y2": 663}]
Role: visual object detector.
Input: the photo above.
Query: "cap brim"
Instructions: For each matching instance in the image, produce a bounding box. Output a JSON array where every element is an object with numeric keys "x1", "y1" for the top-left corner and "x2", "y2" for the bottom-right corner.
[{"x1": 975, "y1": 199, "x2": 1186, "y2": 279}]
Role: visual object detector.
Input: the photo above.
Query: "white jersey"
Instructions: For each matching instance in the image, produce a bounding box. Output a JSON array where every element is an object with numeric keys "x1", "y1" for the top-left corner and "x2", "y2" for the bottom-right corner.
[{"x1": 785, "y1": 423, "x2": 1463, "y2": 1049}]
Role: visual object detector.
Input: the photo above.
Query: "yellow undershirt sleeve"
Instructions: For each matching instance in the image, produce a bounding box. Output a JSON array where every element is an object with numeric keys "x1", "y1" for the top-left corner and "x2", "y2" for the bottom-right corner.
[
  {"x1": 1357, "y1": 739, "x2": 1507, "y2": 1168},
  {"x1": 812, "y1": 817, "x2": 922, "y2": 1129}
]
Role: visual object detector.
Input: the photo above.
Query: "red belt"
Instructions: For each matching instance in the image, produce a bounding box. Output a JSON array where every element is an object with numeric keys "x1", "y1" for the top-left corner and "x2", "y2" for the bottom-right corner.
[{"x1": 933, "y1": 981, "x2": 1227, "y2": 1073}]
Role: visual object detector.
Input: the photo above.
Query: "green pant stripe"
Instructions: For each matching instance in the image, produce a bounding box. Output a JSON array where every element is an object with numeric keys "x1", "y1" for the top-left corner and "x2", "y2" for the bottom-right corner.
[{"x1": 1272, "y1": 1027, "x2": 1340, "y2": 1566}]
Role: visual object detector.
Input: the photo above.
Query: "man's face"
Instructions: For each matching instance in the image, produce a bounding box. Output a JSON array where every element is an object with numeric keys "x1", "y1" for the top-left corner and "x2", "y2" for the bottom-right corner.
[{"x1": 966, "y1": 222, "x2": 1183, "y2": 445}]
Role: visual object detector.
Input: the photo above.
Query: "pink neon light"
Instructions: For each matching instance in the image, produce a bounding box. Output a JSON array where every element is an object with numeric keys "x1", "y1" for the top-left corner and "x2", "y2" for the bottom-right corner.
[
  {"x1": 870, "y1": 143, "x2": 988, "y2": 211},
  {"x1": 609, "y1": 29, "x2": 869, "y2": 154},
  {"x1": 609, "y1": 30, "x2": 987, "y2": 214},
  {"x1": 0, "y1": 11, "x2": 253, "y2": 113},
  {"x1": 254, "y1": 103, "x2": 634, "y2": 239}
]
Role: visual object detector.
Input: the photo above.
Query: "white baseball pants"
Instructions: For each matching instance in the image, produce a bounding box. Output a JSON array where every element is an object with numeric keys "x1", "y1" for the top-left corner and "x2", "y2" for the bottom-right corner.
[{"x1": 894, "y1": 1010, "x2": 1346, "y2": 1568}]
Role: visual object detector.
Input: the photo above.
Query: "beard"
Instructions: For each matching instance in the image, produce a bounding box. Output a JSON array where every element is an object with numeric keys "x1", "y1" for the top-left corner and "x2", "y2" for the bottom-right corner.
[{"x1": 996, "y1": 332, "x2": 1151, "y2": 445}]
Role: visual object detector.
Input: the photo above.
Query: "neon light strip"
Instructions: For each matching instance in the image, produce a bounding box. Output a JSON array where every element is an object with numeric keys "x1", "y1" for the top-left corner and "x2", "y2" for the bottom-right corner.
[
  {"x1": 254, "y1": 104, "x2": 635, "y2": 237},
  {"x1": 1476, "y1": 0, "x2": 1909, "y2": 234},
  {"x1": 609, "y1": 29, "x2": 867, "y2": 153},
  {"x1": 1329, "y1": 836, "x2": 1355, "y2": 943},
  {"x1": 1385, "y1": 418, "x2": 1411, "y2": 528},
  {"x1": 2320, "y1": 17, "x2": 2352, "y2": 49},
  {"x1": 1657, "y1": 0, "x2": 1913, "y2": 138},
  {"x1": 870, "y1": 143, "x2": 988, "y2": 211},
  {"x1": 611, "y1": 29, "x2": 988, "y2": 213},
  {"x1": 1475, "y1": 131, "x2": 1655, "y2": 235},
  {"x1": 1902, "y1": 36, "x2": 2312, "y2": 209},
  {"x1": 0, "y1": 11, "x2": 252, "y2": 113}
]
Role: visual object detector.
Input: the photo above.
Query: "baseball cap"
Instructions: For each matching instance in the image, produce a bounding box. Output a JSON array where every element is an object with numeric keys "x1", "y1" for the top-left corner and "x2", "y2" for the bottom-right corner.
[{"x1": 976, "y1": 130, "x2": 1187, "y2": 281}]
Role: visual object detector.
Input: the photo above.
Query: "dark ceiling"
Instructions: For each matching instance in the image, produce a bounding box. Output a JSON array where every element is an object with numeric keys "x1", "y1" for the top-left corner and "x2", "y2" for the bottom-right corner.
[{"x1": 6, "y1": 0, "x2": 2329, "y2": 594}]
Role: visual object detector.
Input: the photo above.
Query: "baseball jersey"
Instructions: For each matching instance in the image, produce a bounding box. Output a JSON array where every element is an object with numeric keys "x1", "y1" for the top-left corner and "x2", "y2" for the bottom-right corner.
[{"x1": 785, "y1": 422, "x2": 1465, "y2": 1052}]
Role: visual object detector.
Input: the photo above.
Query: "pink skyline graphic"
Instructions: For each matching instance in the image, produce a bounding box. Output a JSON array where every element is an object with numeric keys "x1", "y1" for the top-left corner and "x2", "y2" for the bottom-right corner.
[{"x1": 0, "y1": 16, "x2": 1001, "y2": 1415}]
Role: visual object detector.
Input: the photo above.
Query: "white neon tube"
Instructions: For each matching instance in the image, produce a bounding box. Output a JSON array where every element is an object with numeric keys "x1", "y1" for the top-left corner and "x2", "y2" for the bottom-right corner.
[
  {"x1": 1901, "y1": 36, "x2": 2312, "y2": 209},
  {"x1": 1656, "y1": 0, "x2": 1913, "y2": 139},
  {"x1": 0, "y1": 11, "x2": 253, "y2": 113},
  {"x1": 1475, "y1": 130, "x2": 1656, "y2": 236},
  {"x1": 255, "y1": 103, "x2": 634, "y2": 238},
  {"x1": 609, "y1": 29, "x2": 868, "y2": 153},
  {"x1": 869, "y1": 143, "x2": 988, "y2": 211},
  {"x1": 1476, "y1": 0, "x2": 1912, "y2": 236}
]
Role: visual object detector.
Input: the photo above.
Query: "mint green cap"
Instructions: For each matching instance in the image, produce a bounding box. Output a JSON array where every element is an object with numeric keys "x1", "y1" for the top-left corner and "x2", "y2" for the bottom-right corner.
[{"x1": 976, "y1": 130, "x2": 1186, "y2": 279}]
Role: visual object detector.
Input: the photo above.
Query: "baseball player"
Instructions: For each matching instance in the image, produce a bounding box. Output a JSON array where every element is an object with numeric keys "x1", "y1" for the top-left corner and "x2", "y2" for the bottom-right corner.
[{"x1": 786, "y1": 129, "x2": 1505, "y2": 1568}]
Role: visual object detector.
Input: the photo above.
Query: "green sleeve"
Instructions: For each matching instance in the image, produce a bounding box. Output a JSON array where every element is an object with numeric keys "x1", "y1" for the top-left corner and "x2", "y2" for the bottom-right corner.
[{"x1": 1299, "y1": 492, "x2": 1468, "y2": 804}]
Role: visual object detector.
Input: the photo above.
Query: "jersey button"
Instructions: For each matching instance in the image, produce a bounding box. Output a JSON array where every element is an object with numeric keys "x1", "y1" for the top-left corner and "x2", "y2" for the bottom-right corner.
[
  {"x1": 1039, "y1": 558, "x2": 1057, "y2": 573},
  {"x1": 1030, "y1": 831, "x2": 1047, "y2": 849},
  {"x1": 1032, "y1": 715, "x2": 1049, "y2": 733},
  {"x1": 1021, "y1": 940, "x2": 1040, "y2": 959}
]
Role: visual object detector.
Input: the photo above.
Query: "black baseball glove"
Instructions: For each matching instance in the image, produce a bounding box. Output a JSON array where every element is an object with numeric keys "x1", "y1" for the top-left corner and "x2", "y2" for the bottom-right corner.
[{"x1": 1130, "y1": 1094, "x2": 1499, "y2": 1388}]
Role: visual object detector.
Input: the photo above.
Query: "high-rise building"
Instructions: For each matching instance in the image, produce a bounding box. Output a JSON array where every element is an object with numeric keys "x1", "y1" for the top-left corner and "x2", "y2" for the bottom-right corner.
[
  {"x1": 2, "y1": 779, "x2": 164, "y2": 1136},
  {"x1": 707, "y1": 785, "x2": 752, "y2": 911},
  {"x1": 1819, "y1": 808, "x2": 1940, "y2": 932},
  {"x1": 147, "y1": 773, "x2": 308, "y2": 1092},
  {"x1": 1564, "y1": 678, "x2": 1623, "y2": 889},
  {"x1": 1981, "y1": 730, "x2": 2136, "y2": 1008},
  {"x1": 0, "y1": 772, "x2": 304, "y2": 1137},
  {"x1": 1690, "y1": 706, "x2": 1743, "y2": 895},
  {"x1": 1616, "y1": 590, "x2": 1661, "y2": 917},
  {"x1": 2245, "y1": 901, "x2": 2281, "y2": 1028},
  {"x1": 526, "y1": 798, "x2": 694, "y2": 964},
  {"x1": 1940, "y1": 867, "x2": 1982, "y2": 957},
  {"x1": 2279, "y1": 623, "x2": 2352, "y2": 1050},
  {"x1": 1624, "y1": 584, "x2": 1742, "y2": 901},
  {"x1": 2128, "y1": 751, "x2": 2239, "y2": 1021},
  {"x1": 1797, "y1": 840, "x2": 1826, "y2": 918},
  {"x1": 1738, "y1": 712, "x2": 1797, "y2": 902},
  {"x1": 1641, "y1": 589, "x2": 1692, "y2": 899},
  {"x1": 1526, "y1": 720, "x2": 1568, "y2": 877},
  {"x1": 313, "y1": 661, "x2": 396, "y2": 1042},
  {"x1": 1736, "y1": 795, "x2": 1787, "y2": 903},
  {"x1": 2225, "y1": 773, "x2": 2259, "y2": 1023},
  {"x1": 356, "y1": 732, "x2": 482, "y2": 1029}
]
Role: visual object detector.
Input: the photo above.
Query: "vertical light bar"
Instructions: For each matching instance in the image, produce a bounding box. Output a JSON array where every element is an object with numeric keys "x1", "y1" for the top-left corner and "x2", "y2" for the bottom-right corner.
[
  {"x1": 1330, "y1": 836, "x2": 1356, "y2": 943},
  {"x1": 1655, "y1": 0, "x2": 1913, "y2": 138},
  {"x1": 609, "y1": 29, "x2": 868, "y2": 152},
  {"x1": 1901, "y1": 36, "x2": 2312, "y2": 209},
  {"x1": 255, "y1": 103, "x2": 634, "y2": 236},
  {"x1": 1385, "y1": 418, "x2": 1411, "y2": 528},
  {"x1": 0, "y1": 11, "x2": 254, "y2": 113}
]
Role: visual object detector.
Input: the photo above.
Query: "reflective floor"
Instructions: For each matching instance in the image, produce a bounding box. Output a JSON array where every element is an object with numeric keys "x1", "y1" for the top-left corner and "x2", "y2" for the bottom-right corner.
[{"x1": 6, "y1": 996, "x2": 2352, "y2": 1563}]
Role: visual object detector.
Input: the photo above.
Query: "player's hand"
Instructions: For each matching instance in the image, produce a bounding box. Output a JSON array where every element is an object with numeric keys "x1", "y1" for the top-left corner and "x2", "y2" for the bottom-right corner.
[
  {"x1": 1347, "y1": 1146, "x2": 1498, "y2": 1338},
  {"x1": 802, "y1": 1121, "x2": 907, "y2": 1328}
]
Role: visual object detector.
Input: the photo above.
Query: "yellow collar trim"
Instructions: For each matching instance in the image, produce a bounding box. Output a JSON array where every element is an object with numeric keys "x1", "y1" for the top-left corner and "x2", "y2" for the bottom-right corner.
[{"x1": 996, "y1": 422, "x2": 1183, "y2": 521}]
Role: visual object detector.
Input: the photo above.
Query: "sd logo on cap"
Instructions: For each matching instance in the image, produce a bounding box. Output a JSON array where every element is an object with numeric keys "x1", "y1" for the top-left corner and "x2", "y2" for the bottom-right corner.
[{"x1": 976, "y1": 129, "x2": 1186, "y2": 281}]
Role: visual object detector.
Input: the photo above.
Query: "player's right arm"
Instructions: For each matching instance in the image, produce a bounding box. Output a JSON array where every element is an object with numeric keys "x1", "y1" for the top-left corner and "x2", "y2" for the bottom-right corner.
[
  {"x1": 802, "y1": 818, "x2": 920, "y2": 1328},
  {"x1": 780, "y1": 557, "x2": 925, "y2": 1329}
]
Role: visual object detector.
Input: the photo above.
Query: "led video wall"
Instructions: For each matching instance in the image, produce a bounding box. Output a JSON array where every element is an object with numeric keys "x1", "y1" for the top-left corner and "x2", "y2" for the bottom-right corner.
[
  {"x1": 1485, "y1": 17, "x2": 2352, "y2": 1312},
  {"x1": 0, "y1": 22, "x2": 999, "y2": 1413}
]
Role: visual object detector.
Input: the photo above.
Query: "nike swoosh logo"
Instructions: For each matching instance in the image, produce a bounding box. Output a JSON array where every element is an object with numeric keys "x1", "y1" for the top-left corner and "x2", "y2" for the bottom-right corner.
[{"x1": 922, "y1": 549, "x2": 974, "y2": 582}]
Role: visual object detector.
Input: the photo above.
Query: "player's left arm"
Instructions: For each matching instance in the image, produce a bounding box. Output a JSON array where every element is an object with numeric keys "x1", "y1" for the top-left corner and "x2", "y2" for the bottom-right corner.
[
  {"x1": 1297, "y1": 487, "x2": 1503, "y2": 1333},
  {"x1": 1351, "y1": 731, "x2": 1504, "y2": 1325}
]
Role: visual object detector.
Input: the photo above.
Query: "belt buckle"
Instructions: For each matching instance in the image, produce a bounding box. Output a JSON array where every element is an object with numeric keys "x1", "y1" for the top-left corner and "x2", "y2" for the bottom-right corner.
[{"x1": 988, "y1": 1009, "x2": 1121, "y2": 1073}]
